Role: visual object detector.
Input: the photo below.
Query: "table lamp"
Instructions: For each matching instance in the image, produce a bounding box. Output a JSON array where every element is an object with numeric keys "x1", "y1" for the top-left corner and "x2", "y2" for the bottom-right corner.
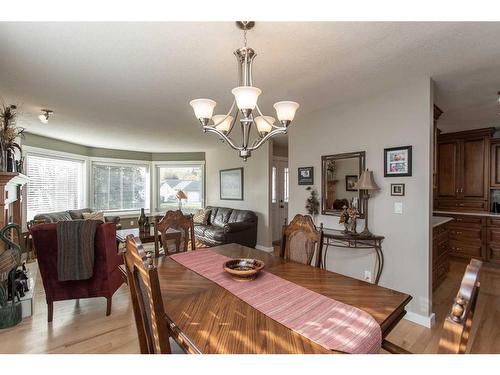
[
  {"x1": 355, "y1": 169, "x2": 380, "y2": 236},
  {"x1": 176, "y1": 190, "x2": 188, "y2": 211}
]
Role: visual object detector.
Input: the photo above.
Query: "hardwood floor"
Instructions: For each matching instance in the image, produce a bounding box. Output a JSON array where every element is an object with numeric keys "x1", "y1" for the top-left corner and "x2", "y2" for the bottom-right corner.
[{"x1": 0, "y1": 257, "x2": 499, "y2": 354}]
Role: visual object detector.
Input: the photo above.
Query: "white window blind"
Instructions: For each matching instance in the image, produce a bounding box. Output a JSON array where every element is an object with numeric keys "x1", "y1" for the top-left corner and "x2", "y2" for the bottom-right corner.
[
  {"x1": 92, "y1": 162, "x2": 149, "y2": 211},
  {"x1": 156, "y1": 164, "x2": 204, "y2": 211},
  {"x1": 26, "y1": 154, "x2": 85, "y2": 220}
]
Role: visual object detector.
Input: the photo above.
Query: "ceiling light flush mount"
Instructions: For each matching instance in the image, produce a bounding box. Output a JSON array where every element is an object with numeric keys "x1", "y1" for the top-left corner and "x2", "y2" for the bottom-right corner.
[
  {"x1": 189, "y1": 22, "x2": 299, "y2": 161},
  {"x1": 38, "y1": 109, "x2": 53, "y2": 124}
]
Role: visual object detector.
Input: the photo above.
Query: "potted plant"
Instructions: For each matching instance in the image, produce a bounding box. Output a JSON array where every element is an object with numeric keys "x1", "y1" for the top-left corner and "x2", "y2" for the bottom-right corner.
[
  {"x1": 305, "y1": 186, "x2": 320, "y2": 223},
  {"x1": 0, "y1": 103, "x2": 24, "y2": 172}
]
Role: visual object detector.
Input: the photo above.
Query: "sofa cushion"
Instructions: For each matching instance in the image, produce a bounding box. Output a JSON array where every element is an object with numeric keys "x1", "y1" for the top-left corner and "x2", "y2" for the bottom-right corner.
[
  {"x1": 193, "y1": 208, "x2": 211, "y2": 225},
  {"x1": 212, "y1": 207, "x2": 233, "y2": 227},
  {"x1": 82, "y1": 211, "x2": 105, "y2": 222},
  {"x1": 194, "y1": 224, "x2": 211, "y2": 238},
  {"x1": 202, "y1": 226, "x2": 226, "y2": 242},
  {"x1": 68, "y1": 208, "x2": 93, "y2": 220},
  {"x1": 228, "y1": 209, "x2": 256, "y2": 224},
  {"x1": 207, "y1": 206, "x2": 218, "y2": 225},
  {"x1": 34, "y1": 211, "x2": 73, "y2": 223}
]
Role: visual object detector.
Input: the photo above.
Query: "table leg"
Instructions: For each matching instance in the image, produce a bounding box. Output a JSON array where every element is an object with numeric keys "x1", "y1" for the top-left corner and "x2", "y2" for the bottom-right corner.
[
  {"x1": 322, "y1": 242, "x2": 330, "y2": 270},
  {"x1": 374, "y1": 243, "x2": 384, "y2": 285}
]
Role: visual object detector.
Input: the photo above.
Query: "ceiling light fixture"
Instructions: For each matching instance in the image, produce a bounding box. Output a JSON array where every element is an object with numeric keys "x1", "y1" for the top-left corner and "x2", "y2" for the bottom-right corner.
[
  {"x1": 189, "y1": 21, "x2": 299, "y2": 161},
  {"x1": 38, "y1": 109, "x2": 53, "y2": 124}
]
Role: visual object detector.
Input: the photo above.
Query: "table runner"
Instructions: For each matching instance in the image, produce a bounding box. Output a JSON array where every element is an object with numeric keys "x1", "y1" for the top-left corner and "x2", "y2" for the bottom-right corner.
[{"x1": 170, "y1": 249, "x2": 382, "y2": 354}]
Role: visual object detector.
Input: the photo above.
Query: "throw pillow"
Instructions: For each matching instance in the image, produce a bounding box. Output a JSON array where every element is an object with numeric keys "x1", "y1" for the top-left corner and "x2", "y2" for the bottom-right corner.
[
  {"x1": 82, "y1": 211, "x2": 105, "y2": 222},
  {"x1": 193, "y1": 208, "x2": 211, "y2": 225}
]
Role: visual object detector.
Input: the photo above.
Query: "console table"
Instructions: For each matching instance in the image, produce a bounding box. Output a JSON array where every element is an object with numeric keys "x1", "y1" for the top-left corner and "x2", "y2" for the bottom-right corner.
[{"x1": 320, "y1": 227, "x2": 385, "y2": 285}]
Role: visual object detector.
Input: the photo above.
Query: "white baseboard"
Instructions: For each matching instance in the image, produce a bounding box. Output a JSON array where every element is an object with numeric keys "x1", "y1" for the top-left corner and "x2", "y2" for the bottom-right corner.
[
  {"x1": 255, "y1": 245, "x2": 274, "y2": 253},
  {"x1": 404, "y1": 311, "x2": 435, "y2": 328}
]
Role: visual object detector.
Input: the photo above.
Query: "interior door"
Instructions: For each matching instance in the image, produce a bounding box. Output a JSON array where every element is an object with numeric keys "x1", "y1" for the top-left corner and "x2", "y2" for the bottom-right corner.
[{"x1": 271, "y1": 157, "x2": 289, "y2": 242}]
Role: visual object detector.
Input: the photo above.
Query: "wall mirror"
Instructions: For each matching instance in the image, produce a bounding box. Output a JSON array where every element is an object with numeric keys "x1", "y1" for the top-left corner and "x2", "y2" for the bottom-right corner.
[{"x1": 321, "y1": 151, "x2": 366, "y2": 218}]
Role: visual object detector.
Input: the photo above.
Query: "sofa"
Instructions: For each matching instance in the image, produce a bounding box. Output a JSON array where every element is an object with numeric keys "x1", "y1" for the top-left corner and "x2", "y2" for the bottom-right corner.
[
  {"x1": 194, "y1": 206, "x2": 258, "y2": 248},
  {"x1": 33, "y1": 208, "x2": 121, "y2": 229},
  {"x1": 30, "y1": 222, "x2": 124, "y2": 322}
]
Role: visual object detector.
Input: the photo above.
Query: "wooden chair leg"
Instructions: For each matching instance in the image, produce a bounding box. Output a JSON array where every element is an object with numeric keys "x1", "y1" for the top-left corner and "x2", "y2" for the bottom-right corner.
[
  {"x1": 47, "y1": 301, "x2": 53, "y2": 323},
  {"x1": 106, "y1": 297, "x2": 112, "y2": 316}
]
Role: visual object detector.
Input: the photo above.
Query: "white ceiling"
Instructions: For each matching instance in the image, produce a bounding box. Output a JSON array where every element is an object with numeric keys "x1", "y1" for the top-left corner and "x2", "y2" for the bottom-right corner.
[{"x1": 1, "y1": 22, "x2": 500, "y2": 152}]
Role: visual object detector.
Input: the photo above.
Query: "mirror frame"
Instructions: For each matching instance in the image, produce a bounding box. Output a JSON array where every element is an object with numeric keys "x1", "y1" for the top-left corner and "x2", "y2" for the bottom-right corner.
[{"x1": 321, "y1": 151, "x2": 366, "y2": 218}]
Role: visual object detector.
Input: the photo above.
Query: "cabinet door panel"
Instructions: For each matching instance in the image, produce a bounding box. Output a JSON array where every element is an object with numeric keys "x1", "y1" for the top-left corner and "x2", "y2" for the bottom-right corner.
[
  {"x1": 437, "y1": 141, "x2": 459, "y2": 198},
  {"x1": 462, "y1": 138, "x2": 487, "y2": 199},
  {"x1": 491, "y1": 142, "x2": 500, "y2": 188}
]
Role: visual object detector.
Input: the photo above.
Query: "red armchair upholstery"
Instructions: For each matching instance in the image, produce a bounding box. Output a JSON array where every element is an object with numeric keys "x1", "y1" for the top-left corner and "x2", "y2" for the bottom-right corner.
[{"x1": 30, "y1": 222, "x2": 124, "y2": 322}]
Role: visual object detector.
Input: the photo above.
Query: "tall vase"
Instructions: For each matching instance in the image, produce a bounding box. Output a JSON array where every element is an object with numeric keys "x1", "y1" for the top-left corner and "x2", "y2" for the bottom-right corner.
[{"x1": 0, "y1": 143, "x2": 7, "y2": 172}]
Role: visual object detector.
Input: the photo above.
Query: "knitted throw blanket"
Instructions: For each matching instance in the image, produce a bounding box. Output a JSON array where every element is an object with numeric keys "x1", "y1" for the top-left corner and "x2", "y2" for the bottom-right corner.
[{"x1": 57, "y1": 220, "x2": 99, "y2": 281}]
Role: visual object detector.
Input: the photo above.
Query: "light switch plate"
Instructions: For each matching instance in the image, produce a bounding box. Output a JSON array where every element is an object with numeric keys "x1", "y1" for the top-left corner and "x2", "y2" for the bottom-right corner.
[{"x1": 394, "y1": 202, "x2": 403, "y2": 214}]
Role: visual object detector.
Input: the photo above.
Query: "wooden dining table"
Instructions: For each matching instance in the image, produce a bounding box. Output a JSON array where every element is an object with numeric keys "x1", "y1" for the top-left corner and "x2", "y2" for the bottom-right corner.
[{"x1": 154, "y1": 243, "x2": 412, "y2": 354}]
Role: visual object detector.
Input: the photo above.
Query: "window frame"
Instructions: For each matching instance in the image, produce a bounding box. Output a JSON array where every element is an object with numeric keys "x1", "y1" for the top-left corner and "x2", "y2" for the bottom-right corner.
[
  {"x1": 23, "y1": 146, "x2": 88, "y2": 220},
  {"x1": 152, "y1": 160, "x2": 206, "y2": 212},
  {"x1": 89, "y1": 158, "x2": 151, "y2": 215}
]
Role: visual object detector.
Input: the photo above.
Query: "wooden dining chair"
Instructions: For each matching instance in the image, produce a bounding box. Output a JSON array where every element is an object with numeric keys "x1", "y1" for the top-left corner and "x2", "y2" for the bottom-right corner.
[
  {"x1": 153, "y1": 210, "x2": 195, "y2": 256},
  {"x1": 382, "y1": 258, "x2": 482, "y2": 354},
  {"x1": 123, "y1": 234, "x2": 199, "y2": 354},
  {"x1": 280, "y1": 214, "x2": 323, "y2": 268}
]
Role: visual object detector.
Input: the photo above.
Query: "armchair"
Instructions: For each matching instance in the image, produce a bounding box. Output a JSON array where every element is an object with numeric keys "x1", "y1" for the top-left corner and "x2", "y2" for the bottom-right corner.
[{"x1": 30, "y1": 222, "x2": 124, "y2": 322}]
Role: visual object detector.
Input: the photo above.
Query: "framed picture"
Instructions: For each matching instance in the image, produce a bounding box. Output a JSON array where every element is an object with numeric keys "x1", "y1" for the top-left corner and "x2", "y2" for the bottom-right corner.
[
  {"x1": 298, "y1": 167, "x2": 314, "y2": 185},
  {"x1": 345, "y1": 175, "x2": 358, "y2": 191},
  {"x1": 391, "y1": 183, "x2": 405, "y2": 196},
  {"x1": 384, "y1": 145, "x2": 412, "y2": 177},
  {"x1": 220, "y1": 167, "x2": 244, "y2": 200}
]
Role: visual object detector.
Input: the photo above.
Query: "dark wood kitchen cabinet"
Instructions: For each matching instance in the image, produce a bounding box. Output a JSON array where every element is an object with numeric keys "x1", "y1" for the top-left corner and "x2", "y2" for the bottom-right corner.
[
  {"x1": 435, "y1": 128, "x2": 494, "y2": 211},
  {"x1": 490, "y1": 139, "x2": 500, "y2": 188}
]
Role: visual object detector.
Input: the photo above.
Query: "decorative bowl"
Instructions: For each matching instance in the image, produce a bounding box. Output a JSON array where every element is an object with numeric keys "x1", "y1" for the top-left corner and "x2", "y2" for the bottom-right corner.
[{"x1": 223, "y1": 258, "x2": 265, "y2": 281}]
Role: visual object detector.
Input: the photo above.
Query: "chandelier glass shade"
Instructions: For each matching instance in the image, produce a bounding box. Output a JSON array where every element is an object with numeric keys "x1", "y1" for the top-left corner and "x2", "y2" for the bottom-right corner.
[{"x1": 189, "y1": 22, "x2": 299, "y2": 160}]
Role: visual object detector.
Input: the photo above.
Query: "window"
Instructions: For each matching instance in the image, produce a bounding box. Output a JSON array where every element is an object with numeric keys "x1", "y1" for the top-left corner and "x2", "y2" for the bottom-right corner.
[
  {"x1": 156, "y1": 163, "x2": 204, "y2": 211},
  {"x1": 284, "y1": 167, "x2": 289, "y2": 203},
  {"x1": 92, "y1": 162, "x2": 149, "y2": 212},
  {"x1": 271, "y1": 166, "x2": 277, "y2": 203},
  {"x1": 26, "y1": 153, "x2": 85, "y2": 220}
]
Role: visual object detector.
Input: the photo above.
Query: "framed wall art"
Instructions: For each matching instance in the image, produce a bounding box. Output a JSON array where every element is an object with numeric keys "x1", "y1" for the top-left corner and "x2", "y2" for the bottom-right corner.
[
  {"x1": 384, "y1": 145, "x2": 412, "y2": 177},
  {"x1": 298, "y1": 166, "x2": 314, "y2": 185},
  {"x1": 391, "y1": 183, "x2": 405, "y2": 196},
  {"x1": 220, "y1": 167, "x2": 244, "y2": 200}
]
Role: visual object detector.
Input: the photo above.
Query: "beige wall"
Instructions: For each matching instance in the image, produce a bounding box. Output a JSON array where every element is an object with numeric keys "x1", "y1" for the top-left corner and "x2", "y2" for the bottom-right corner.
[
  {"x1": 288, "y1": 78, "x2": 433, "y2": 321},
  {"x1": 206, "y1": 143, "x2": 272, "y2": 249}
]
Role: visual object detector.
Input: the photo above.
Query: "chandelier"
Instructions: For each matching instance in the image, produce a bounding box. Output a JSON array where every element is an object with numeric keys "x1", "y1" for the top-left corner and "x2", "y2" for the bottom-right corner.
[{"x1": 189, "y1": 21, "x2": 299, "y2": 161}]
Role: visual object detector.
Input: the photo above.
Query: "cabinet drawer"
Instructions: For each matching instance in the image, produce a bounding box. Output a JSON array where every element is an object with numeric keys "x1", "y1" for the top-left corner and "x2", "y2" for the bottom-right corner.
[
  {"x1": 450, "y1": 241, "x2": 483, "y2": 258},
  {"x1": 488, "y1": 245, "x2": 500, "y2": 264},
  {"x1": 436, "y1": 240, "x2": 449, "y2": 259},
  {"x1": 450, "y1": 216, "x2": 484, "y2": 226},
  {"x1": 487, "y1": 228, "x2": 500, "y2": 243},
  {"x1": 449, "y1": 228, "x2": 482, "y2": 242},
  {"x1": 435, "y1": 200, "x2": 487, "y2": 211},
  {"x1": 487, "y1": 218, "x2": 500, "y2": 228}
]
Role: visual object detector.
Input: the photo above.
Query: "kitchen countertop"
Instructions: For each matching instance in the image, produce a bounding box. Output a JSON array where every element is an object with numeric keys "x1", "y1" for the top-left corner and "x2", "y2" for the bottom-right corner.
[
  {"x1": 434, "y1": 210, "x2": 500, "y2": 218},
  {"x1": 432, "y1": 216, "x2": 454, "y2": 228}
]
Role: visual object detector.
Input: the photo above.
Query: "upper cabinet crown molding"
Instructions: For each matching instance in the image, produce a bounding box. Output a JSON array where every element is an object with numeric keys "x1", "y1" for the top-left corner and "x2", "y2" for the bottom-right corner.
[{"x1": 438, "y1": 127, "x2": 495, "y2": 141}]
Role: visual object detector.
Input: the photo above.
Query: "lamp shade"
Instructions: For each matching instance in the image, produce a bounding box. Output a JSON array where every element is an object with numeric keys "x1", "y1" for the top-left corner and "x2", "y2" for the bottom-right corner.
[
  {"x1": 355, "y1": 169, "x2": 380, "y2": 191},
  {"x1": 273, "y1": 101, "x2": 299, "y2": 122},
  {"x1": 189, "y1": 98, "x2": 216, "y2": 120},
  {"x1": 231, "y1": 86, "x2": 261, "y2": 110},
  {"x1": 176, "y1": 190, "x2": 188, "y2": 200},
  {"x1": 212, "y1": 115, "x2": 233, "y2": 132},
  {"x1": 254, "y1": 115, "x2": 274, "y2": 133},
  {"x1": 38, "y1": 114, "x2": 48, "y2": 124}
]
